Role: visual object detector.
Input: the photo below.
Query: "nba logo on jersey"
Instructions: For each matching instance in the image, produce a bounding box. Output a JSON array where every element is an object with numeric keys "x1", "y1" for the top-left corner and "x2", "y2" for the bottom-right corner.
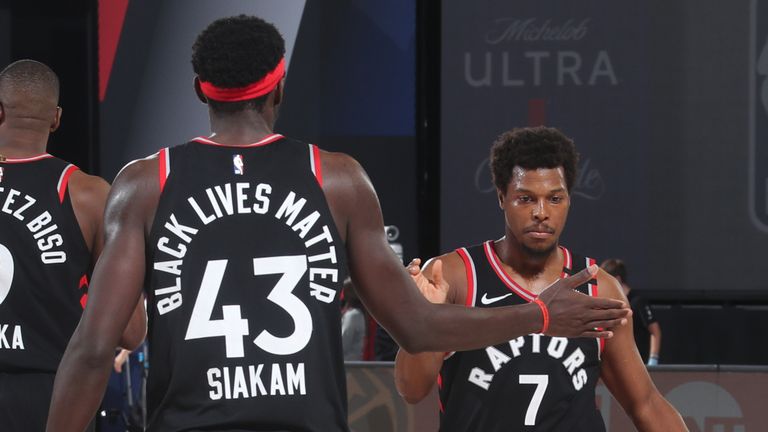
[
  {"x1": 0, "y1": 167, "x2": 4, "y2": 183},
  {"x1": 233, "y1": 154, "x2": 244, "y2": 175}
]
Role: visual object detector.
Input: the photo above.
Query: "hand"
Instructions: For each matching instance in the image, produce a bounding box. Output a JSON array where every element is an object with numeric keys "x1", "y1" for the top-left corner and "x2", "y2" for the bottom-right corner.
[
  {"x1": 538, "y1": 265, "x2": 632, "y2": 338},
  {"x1": 407, "y1": 258, "x2": 449, "y2": 304},
  {"x1": 113, "y1": 349, "x2": 131, "y2": 373}
]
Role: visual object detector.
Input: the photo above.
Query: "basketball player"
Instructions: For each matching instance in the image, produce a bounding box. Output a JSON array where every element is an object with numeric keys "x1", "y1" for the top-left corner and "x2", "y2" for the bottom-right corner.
[
  {"x1": 46, "y1": 16, "x2": 630, "y2": 431},
  {"x1": 395, "y1": 127, "x2": 686, "y2": 431},
  {"x1": 0, "y1": 60, "x2": 146, "y2": 432},
  {"x1": 601, "y1": 258, "x2": 662, "y2": 365}
]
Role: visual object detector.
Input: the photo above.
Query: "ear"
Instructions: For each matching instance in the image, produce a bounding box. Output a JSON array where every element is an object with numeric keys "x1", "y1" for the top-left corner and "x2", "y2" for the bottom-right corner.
[
  {"x1": 50, "y1": 106, "x2": 62, "y2": 132},
  {"x1": 0, "y1": 101, "x2": 4, "y2": 126},
  {"x1": 193, "y1": 77, "x2": 208, "y2": 104},
  {"x1": 273, "y1": 78, "x2": 285, "y2": 107},
  {"x1": 497, "y1": 188, "x2": 506, "y2": 209}
]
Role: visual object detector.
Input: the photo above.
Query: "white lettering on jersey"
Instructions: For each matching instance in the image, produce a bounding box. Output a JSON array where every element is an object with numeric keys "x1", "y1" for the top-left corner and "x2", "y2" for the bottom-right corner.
[
  {"x1": 207, "y1": 362, "x2": 306, "y2": 400},
  {"x1": 0, "y1": 188, "x2": 67, "y2": 264},
  {"x1": 152, "y1": 183, "x2": 344, "y2": 348},
  {"x1": 467, "y1": 333, "x2": 592, "y2": 392},
  {"x1": 468, "y1": 367, "x2": 494, "y2": 390},
  {"x1": 0, "y1": 324, "x2": 24, "y2": 350}
]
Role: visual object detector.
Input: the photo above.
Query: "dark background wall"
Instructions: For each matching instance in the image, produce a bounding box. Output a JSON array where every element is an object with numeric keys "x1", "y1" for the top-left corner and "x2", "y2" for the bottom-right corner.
[{"x1": 3, "y1": 0, "x2": 767, "y2": 364}]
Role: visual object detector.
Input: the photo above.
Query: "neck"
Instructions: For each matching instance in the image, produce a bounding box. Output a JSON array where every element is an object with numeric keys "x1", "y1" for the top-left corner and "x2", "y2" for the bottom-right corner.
[
  {"x1": 0, "y1": 128, "x2": 50, "y2": 158},
  {"x1": 496, "y1": 235, "x2": 560, "y2": 279},
  {"x1": 208, "y1": 109, "x2": 275, "y2": 145}
]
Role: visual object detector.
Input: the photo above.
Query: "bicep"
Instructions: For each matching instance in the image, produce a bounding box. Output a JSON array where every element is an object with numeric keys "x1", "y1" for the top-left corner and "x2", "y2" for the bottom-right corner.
[
  {"x1": 76, "y1": 166, "x2": 153, "y2": 352},
  {"x1": 598, "y1": 273, "x2": 657, "y2": 414},
  {"x1": 341, "y1": 167, "x2": 430, "y2": 336}
]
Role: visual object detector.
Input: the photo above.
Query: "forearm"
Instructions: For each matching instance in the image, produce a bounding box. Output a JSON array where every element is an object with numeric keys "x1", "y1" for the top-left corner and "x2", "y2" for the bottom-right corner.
[
  {"x1": 389, "y1": 301, "x2": 542, "y2": 353},
  {"x1": 46, "y1": 335, "x2": 114, "y2": 431},
  {"x1": 394, "y1": 349, "x2": 444, "y2": 403},
  {"x1": 631, "y1": 394, "x2": 688, "y2": 432},
  {"x1": 118, "y1": 297, "x2": 147, "y2": 350}
]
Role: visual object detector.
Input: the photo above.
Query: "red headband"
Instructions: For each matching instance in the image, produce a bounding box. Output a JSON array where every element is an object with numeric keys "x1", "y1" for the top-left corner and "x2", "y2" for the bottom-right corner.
[{"x1": 199, "y1": 57, "x2": 286, "y2": 102}]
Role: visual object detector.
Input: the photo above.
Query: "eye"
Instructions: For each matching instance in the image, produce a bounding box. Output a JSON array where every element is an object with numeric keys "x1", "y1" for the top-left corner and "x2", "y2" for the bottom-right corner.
[
  {"x1": 518, "y1": 195, "x2": 532, "y2": 203},
  {"x1": 550, "y1": 195, "x2": 564, "y2": 204}
]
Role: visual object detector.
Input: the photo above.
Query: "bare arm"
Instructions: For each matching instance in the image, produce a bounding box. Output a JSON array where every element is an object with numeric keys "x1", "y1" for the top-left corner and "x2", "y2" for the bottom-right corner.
[
  {"x1": 395, "y1": 257, "x2": 459, "y2": 403},
  {"x1": 321, "y1": 152, "x2": 631, "y2": 354},
  {"x1": 598, "y1": 271, "x2": 687, "y2": 431},
  {"x1": 69, "y1": 170, "x2": 147, "y2": 350},
  {"x1": 47, "y1": 159, "x2": 158, "y2": 432}
]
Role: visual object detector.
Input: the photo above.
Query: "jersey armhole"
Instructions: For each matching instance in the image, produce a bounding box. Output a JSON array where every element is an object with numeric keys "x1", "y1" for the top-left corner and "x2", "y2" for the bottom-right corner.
[
  {"x1": 158, "y1": 147, "x2": 170, "y2": 193},
  {"x1": 443, "y1": 248, "x2": 478, "y2": 360},
  {"x1": 585, "y1": 256, "x2": 605, "y2": 355},
  {"x1": 57, "y1": 164, "x2": 80, "y2": 203},
  {"x1": 455, "y1": 248, "x2": 477, "y2": 307},
  {"x1": 308, "y1": 144, "x2": 323, "y2": 186}
]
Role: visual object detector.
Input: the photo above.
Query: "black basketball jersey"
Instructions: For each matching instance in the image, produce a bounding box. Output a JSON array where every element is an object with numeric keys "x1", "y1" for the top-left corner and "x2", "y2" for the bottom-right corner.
[
  {"x1": 145, "y1": 134, "x2": 350, "y2": 432},
  {"x1": 438, "y1": 241, "x2": 605, "y2": 432},
  {"x1": 0, "y1": 154, "x2": 90, "y2": 374}
]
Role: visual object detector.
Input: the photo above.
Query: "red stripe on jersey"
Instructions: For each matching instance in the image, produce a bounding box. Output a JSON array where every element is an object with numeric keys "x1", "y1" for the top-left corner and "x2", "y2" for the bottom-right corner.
[
  {"x1": 311, "y1": 144, "x2": 323, "y2": 186},
  {"x1": 79, "y1": 274, "x2": 89, "y2": 309},
  {"x1": 437, "y1": 373, "x2": 443, "y2": 389},
  {"x1": 560, "y1": 245, "x2": 572, "y2": 272},
  {"x1": 483, "y1": 241, "x2": 536, "y2": 302},
  {"x1": 57, "y1": 165, "x2": 79, "y2": 203},
  {"x1": 158, "y1": 148, "x2": 169, "y2": 193},
  {"x1": 456, "y1": 248, "x2": 476, "y2": 307},
  {"x1": 438, "y1": 397, "x2": 445, "y2": 413},
  {"x1": 192, "y1": 134, "x2": 284, "y2": 147}
]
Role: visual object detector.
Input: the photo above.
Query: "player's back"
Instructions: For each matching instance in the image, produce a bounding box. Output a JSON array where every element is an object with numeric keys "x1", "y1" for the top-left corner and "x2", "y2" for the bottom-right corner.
[
  {"x1": 0, "y1": 154, "x2": 91, "y2": 432},
  {"x1": 0, "y1": 154, "x2": 90, "y2": 374},
  {"x1": 145, "y1": 135, "x2": 350, "y2": 431}
]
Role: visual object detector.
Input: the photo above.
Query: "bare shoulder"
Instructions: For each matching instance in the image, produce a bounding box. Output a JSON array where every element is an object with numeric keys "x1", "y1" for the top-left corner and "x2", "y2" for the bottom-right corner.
[
  {"x1": 319, "y1": 150, "x2": 371, "y2": 190},
  {"x1": 68, "y1": 170, "x2": 110, "y2": 211},
  {"x1": 424, "y1": 251, "x2": 468, "y2": 305},
  {"x1": 596, "y1": 269, "x2": 628, "y2": 302},
  {"x1": 104, "y1": 155, "x2": 163, "y2": 231}
]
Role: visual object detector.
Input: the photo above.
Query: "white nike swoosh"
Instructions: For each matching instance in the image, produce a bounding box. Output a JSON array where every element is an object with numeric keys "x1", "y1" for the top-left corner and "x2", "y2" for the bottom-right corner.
[{"x1": 480, "y1": 292, "x2": 514, "y2": 305}]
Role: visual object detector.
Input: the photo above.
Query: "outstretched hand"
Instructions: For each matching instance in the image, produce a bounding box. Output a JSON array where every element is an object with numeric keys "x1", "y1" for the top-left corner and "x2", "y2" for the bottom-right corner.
[
  {"x1": 538, "y1": 265, "x2": 632, "y2": 339},
  {"x1": 407, "y1": 258, "x2": 449, "y2": 304}
]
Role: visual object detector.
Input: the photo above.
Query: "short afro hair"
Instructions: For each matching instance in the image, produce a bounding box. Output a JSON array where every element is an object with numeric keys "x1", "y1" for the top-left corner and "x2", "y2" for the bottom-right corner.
[
  {"x1": 490, "y1": 126, "x2": 579, "y2": 193},
  {"x1": 191, "y1": 15, "x2": 285, "y2": 114},
  {"x1": 0, "y1": 59, "x2": 60, "y2": 103}
]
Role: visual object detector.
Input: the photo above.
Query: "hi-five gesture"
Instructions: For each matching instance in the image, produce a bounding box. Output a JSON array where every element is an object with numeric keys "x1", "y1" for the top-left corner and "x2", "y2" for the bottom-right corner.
[
  {"x1": 537, "y1": 264, "x2": 631, "y2": 339},
  {"x1": 406, "y1": 258, "x2": 631, "y2": 339},
  {"x1": 407, "y1": 258, "x2": 448, "y2": 304}
]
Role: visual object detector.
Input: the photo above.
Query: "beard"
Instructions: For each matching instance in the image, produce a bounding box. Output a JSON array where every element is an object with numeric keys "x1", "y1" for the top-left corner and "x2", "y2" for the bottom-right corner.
[{"x1": 521, "y1": 241, "x2": 558, "y2": 259}]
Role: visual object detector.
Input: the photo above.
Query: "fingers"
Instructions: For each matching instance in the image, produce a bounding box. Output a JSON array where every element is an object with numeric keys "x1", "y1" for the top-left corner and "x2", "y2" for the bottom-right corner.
[
  {"x1": 407, "y1": 258, "x2": 422, "y2": 275},
  {"x1": 578, "y1": 330, "x2": 615, "y2": 339},
  {"x1": 586, "y1": 317, "x2": 629, "y2": 330},
  {"x1": 559, "y1": 264, "x2": 598, "y2": 290},
  {"x1": 583, "y1": 295, "x2": 630, "y2": 311},
  {"x1": 584, "y1": 306, "x2": 631, "y2": 321},
  {"x1": 431, "y1": 259, "x2": 444, "y2": 288}
]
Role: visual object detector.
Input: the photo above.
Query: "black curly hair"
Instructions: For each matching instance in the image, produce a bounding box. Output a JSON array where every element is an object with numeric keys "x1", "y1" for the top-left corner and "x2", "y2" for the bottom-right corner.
[
  {"x1": 490, "y1": 126, "x2": 579, "y2": 194},
  {"x1": 191, "y1": 15, "x2": 285, "y2": 113}
]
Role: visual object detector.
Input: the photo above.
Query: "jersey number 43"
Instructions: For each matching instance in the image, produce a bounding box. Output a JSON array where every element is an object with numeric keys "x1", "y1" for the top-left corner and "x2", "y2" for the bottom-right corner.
[{"x1": 185, "y1": 255, "x2": 312, "y2": 358}]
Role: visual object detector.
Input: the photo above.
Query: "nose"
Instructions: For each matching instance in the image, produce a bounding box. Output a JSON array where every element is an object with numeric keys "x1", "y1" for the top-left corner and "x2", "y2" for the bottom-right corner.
[{"x1": 532, "y1": 199, "x2": 548, "y2": 221}]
